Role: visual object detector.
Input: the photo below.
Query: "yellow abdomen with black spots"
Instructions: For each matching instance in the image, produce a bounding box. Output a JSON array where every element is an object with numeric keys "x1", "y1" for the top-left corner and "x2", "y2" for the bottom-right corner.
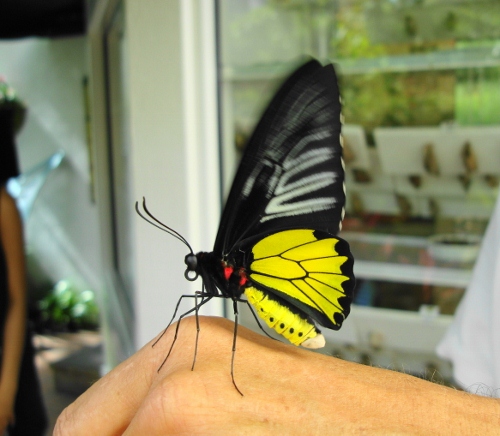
[{"x1": 244, "y1": 287, "x2": 325, "y2": 348}]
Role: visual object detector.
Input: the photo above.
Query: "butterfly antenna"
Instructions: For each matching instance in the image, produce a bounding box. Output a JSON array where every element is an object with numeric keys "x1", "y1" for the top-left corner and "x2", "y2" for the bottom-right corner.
[{"x1": 135, "y1": 197, "x2": 194, "y2": 254}]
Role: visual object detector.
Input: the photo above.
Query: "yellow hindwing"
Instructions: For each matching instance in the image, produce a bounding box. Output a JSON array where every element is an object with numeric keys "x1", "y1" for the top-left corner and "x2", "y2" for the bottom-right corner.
[{"x1": 249, "y1": 229, "x2": 351, "y2": 331}]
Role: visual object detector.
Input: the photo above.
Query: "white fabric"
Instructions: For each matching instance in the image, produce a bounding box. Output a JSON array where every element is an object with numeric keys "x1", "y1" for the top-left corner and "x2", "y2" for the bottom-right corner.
[{"x1": 437, "y1": 194, "x2": 500, "y2": 397}]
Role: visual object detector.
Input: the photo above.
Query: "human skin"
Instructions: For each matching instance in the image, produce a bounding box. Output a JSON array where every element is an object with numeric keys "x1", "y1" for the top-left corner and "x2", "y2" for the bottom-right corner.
[
  {"x1": 0, "y1": 187, "x2": 26, "y2": 433},
  {"x1": 55, "y1": 315, "x2": 500, "y2": 435}
]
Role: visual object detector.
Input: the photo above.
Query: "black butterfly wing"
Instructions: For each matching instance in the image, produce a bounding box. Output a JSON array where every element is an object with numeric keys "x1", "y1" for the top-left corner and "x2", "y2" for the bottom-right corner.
[{"x1": 214, "y1": 60, "x2": 345, "y2": 256}]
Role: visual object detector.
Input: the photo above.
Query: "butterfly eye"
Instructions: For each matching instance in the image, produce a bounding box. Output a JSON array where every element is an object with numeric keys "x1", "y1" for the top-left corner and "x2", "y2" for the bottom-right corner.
[{"x1": 185, "y1": 253, "x2": 198, "y2": 269}]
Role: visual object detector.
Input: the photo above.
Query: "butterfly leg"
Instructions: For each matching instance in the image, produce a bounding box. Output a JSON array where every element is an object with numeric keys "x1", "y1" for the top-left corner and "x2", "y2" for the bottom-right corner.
[
  {"x1": 191, "y1": 291, "x2": 202, "y2": 371},
  {"x1": 152, "y1": 291, "x2": 202, "y2": 348},
  {"x1": 189, "y1": 284, "x2": 219, "y2": 372},
  {"x1": 230, "y1": 298, "x2": 244, "y2": 396},
  {"x1": 156, "y1": 292, "x2": 213, "y2": 372}
]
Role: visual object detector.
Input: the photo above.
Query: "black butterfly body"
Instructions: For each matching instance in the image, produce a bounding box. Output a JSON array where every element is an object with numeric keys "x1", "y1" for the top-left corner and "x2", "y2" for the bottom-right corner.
[{"x1": 181, "y1": 59, "x2": 355, "y2": 349}]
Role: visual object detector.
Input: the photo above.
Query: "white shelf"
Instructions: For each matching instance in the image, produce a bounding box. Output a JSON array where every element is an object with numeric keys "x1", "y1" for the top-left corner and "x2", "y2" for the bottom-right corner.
[
  {"x1": 323, "y1": 305, "x2": 453, "y2": 352},
  {"x1": 342, "y1": 231, "x2": 475, "y2": 288},
  {"x1": 354, "y1": 260, "x2": 471, "y2": 288},
  {"x1": 339, "y1": 46, "x2": 500, "y2": 75},
  {"x1": 222, "y1": 45, "x2": 500, "y2": 81}
]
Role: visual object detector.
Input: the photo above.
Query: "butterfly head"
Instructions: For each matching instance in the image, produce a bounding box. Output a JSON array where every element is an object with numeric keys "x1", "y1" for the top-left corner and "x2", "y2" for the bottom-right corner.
[{"x1": 184, "y1": 253, "x2": 199, "y2": 281}]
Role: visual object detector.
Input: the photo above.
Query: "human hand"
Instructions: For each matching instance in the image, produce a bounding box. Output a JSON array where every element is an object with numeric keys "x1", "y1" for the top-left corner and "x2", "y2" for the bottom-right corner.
[{"x1": 55, "y1": 316, "x2": 500, "y2": 435}]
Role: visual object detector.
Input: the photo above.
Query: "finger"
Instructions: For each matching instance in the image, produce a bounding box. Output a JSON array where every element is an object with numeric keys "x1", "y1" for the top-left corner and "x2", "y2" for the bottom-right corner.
[
  {"x1": 122, "y1": 318, "x2": 247, "y2": 435},
  {"x1": 54, "y1": 329, "x2": 176, "y2": 436},
  {"x1": 122, "y1": 369, "x2": 202, "y2": 435}
]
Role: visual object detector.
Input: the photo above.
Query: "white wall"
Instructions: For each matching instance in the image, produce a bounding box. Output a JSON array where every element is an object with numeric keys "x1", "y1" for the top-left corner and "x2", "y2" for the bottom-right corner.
[
  {"x1": 88, "y1": 0, "x2": 222, "y2": 355},
  {"x1": 0, "y1": 37, "x2": 102, "y2": 296},
  {"x1": 123, "y1": 0, "x2": 222, "y2": 348}
]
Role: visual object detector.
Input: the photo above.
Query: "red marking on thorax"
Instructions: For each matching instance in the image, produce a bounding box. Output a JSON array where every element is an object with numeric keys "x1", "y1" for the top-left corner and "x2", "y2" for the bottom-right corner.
[
  {"x1": 222, "y1": 263, "x2": 248, "y2": 288},
  {"x1": 223, "y1": 266, "x2": 233, "y2": 281},
  {"x1": 238, "y1": 268, "x2": 248, "y2": 287}
]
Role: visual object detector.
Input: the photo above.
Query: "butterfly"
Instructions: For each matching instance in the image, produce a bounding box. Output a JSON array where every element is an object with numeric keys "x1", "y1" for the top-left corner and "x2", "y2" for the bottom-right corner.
[{"x1": 137, "y1": 59, "x2": 355, "y2": 394}]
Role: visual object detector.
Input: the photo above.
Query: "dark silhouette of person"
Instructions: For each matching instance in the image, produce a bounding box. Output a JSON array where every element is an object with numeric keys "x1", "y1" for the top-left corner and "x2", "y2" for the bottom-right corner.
[{"x1": 0, "y1": 102, "x2": 47, "y2": 435}]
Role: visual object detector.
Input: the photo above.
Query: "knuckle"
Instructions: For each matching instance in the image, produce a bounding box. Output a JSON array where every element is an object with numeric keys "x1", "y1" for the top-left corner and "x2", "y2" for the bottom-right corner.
[{"x1": 53, "y1": 405, "x2": 76, "y2": 435}]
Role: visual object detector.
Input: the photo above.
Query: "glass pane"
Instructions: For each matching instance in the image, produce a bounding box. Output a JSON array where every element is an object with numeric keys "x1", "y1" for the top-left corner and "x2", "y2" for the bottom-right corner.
[{"x1": 217, "y1": 0, "x2": 500, "y2": 317}]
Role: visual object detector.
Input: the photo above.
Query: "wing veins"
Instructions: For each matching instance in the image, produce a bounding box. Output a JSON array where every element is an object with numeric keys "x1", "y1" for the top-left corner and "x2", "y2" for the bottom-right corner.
[
  {"x1": 303, "y1": 286, "x2": 344, "y2": 313},
  {"x1": 305, "y1": 276, "x2": 347, "y2": 309},
  {"x1": 288, "y1": 279, "x2": 324, "y2": 313},
  {"x1": 250, "y1": 259, "x2": 346, "y2": 311}
]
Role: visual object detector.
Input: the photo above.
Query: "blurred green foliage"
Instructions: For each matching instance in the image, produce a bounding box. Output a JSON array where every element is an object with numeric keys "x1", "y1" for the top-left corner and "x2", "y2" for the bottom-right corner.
[{"x1": 38, "y1": 280, "x2": 99, "y2": 332}]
